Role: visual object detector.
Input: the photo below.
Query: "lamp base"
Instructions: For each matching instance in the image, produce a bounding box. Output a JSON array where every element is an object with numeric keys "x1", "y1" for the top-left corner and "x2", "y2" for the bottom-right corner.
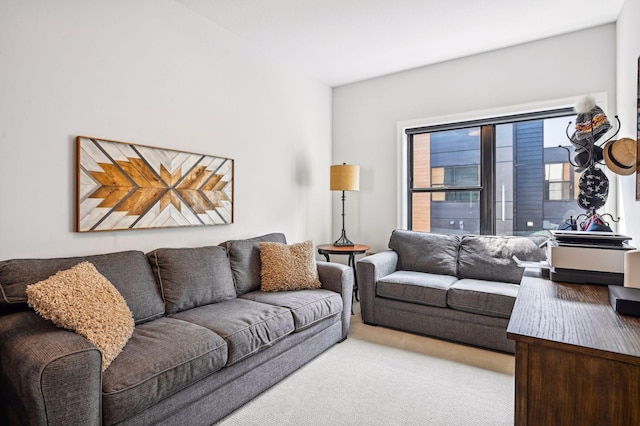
[{"x1": 333, "y1": 230, "x2": 354, "y2": 247}]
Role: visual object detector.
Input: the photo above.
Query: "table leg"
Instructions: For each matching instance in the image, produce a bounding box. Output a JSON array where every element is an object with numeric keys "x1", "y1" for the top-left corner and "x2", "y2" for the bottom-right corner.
[{"x1": 348, "y1": 253, "x2": 359, "y2": 301}]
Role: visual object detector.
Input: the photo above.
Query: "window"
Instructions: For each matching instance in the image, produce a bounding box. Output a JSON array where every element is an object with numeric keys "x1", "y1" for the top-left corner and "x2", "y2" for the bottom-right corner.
[
  {"x1": 407, "y1": 109, "x2": 578, "y2": 236},
  {"x1": 544, "y1": 163, "x2": 573, "y2": 201},
  {"x1": 410, "y1": 129, "x2": 481, "y2": 233}
]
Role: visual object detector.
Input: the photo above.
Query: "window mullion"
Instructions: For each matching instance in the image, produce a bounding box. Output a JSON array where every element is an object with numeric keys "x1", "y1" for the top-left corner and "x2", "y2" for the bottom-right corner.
[
  {"x1": 480, "y1": 125, "x2": 495, "y2": 235},
  {"x1": 407, "y1": 134, "x2": 414, "y2": 229}
]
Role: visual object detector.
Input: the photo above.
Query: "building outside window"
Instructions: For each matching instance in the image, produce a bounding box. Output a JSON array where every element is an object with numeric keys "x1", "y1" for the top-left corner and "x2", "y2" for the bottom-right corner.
[{"x1": 407, "y1": 111, "x2": 579, "y2": 236}]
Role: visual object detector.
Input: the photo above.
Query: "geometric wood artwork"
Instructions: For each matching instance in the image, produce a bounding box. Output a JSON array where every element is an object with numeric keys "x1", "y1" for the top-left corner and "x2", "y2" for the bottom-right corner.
[{"x1": 76, "y1": 136, "x2": 233, "y2": 232}]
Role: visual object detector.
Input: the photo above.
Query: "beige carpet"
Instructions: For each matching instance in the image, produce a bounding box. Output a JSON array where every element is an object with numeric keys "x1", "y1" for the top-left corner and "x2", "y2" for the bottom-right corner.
[{"x1": 215, "y1": 304, "x2": 515, "y2": 426}]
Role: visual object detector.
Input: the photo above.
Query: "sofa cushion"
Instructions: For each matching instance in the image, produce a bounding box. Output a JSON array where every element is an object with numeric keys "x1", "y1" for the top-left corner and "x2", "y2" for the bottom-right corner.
[
  {"x1": 457, "y1": 235, "x2": 547, "y2": 284},
  {"x1": 26, "y1": 262, "x2": 134, "y2": 371},
  {"x1": 447, "y1": 278, "x2": 519, "y2": 319},
  {"x1": 240, "y1": 289, "x2": 342, "y2": 331},
  {"x1": 388, "y1": 230, "x2": 460, "y2": 276},
  {"x1": 0, "y1": 250, "x2": 164, "y2": 324},
  {"x1": 376, "y1": 271, "x2": 458, "y2": 308},
  {"x1": 102, "y1": 317, "x2": 227, "y2": 426},
  {"x1": 147, "y1": 246, "x2": 236, "y2": 315},
  {"x1": 170, "y1": 298, "x2": 294, "y2": 365},
  {"x1": 220, "y1": 233, "x2": 287, "y2": 295},
  {"x1": 259, "y1": 241, "x2": 322, "y2": 292}
]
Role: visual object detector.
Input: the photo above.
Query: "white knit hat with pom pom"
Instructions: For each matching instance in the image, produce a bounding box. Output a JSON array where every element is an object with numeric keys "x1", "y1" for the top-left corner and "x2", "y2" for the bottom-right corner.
[{"x1": 573, "y1": 95, "x2": 611, "y2": 142}]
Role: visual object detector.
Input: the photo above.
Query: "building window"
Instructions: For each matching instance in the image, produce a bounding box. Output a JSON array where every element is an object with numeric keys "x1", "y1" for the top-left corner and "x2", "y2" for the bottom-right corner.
[
  {"x1": 544, "y1": 163, "x2": 573, "y2": 201},
  {"x1": 431, "y1": 166, "x2": 481, "y2": 202},
  {"x1": 406, "y1": 108, "x2": 578, "y2": 236}
]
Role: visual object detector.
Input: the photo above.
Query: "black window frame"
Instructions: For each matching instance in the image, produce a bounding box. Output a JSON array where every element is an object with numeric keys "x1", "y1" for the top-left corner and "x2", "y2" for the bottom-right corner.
[{"x1": 406, "y1": 107, "x2": 575, "y2": 235}]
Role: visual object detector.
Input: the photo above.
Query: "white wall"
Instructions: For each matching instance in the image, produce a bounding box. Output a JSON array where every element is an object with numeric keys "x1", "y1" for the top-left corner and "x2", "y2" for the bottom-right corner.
[
  {"x1": 616, "y1": 0, "x2": 640, "y2": 240},
  {"x1": 0, "y1": 0, "x2": 332, "y2": 260},
  {"x1": 333, "y1": 24, "x2": 618, "y2": 252}
]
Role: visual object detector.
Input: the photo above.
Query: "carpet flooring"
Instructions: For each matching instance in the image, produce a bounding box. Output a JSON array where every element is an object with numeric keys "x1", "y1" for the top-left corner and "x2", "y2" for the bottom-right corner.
[{"x1": 215, "y1": 306, "x2": 515, "y2": 426}]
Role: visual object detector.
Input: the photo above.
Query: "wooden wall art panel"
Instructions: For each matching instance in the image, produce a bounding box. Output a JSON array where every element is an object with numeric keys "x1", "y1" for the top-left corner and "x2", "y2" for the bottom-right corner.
[{"x1": 76, "y1": 136, "x2": 233, "y2": 232}]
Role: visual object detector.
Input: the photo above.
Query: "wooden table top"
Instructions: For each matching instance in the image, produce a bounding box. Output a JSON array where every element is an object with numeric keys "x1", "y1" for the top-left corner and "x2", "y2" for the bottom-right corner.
[
  {"x1": 316, "y1": 244, "x2": 370, "y2": 254},
  {"x1": 507, "y1": 271, "x2": 640, "y2": 362}
]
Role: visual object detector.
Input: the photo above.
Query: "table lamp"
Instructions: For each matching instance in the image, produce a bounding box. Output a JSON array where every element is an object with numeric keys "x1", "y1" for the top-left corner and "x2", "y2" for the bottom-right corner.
[{"x1": 330, "y1": 163, "x2": 360, "y2": 246}]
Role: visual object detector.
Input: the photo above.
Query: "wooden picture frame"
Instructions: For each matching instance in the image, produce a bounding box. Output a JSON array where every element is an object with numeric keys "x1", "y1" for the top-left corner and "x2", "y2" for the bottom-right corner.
[{"x1": 76, "y1": 136, "x2": 233, "y2": 232}]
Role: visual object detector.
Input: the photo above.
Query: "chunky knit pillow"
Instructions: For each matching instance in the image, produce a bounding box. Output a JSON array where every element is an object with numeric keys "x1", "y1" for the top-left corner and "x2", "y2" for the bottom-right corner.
[
  {"x1": 259, "y1": 241, "x2": 321, "y2": 292},
  {"x1": 26, "y1": 262, "x2": 134, "y2": 371}
]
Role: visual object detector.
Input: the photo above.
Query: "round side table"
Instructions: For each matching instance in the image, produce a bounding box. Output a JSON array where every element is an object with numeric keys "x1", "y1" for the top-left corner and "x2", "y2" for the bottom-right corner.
[{"x1": 317, "y1": 243, "x2": 370, "y2": 303}]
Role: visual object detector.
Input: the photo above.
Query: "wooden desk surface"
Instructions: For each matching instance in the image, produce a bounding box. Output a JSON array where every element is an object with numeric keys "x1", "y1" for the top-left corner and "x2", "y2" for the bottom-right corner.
[
  {"x1": 507, "y1": 272, "x2": 640, "y2": 363},
  {"x1": 508, "y1": 273, "x2": 640, "y2": 425}
]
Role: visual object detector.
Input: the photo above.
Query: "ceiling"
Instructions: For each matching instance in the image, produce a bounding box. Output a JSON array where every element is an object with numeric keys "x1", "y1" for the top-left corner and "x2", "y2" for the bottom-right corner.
[{"x1": 176, "y1": 0, "x2": 625, "y2": 87}]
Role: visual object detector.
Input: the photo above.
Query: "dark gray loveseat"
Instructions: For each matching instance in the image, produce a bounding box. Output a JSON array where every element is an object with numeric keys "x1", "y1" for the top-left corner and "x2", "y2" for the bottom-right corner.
[
  {"x1": 0, "y1": 233, "x2": 353, "y2": 425},
  {"x1": 356, "y1": 230, "x2": 545, "y2": 353}
]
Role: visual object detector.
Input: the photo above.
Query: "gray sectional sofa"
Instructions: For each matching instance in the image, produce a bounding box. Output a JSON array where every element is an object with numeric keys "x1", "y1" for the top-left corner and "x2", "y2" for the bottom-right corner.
[
  {"x1": 356, "y1": 230, "x2": 546, "y2": 353},
  {"x1": 0, "y1": 233, "x2": 353, "y2": 426}
]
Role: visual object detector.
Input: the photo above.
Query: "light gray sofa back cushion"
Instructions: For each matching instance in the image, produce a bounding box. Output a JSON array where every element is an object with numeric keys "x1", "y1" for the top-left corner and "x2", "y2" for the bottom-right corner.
[
  {"x1": 457, "y1": 235, "x2": 547, "y2": 284},
  {"x1": 147, "y1": 246, "x2": 236, "y2": 315},
  {"x1": 0, "y1": 251, "x2": 165, "y2": 324},
  {"x1": 219, "y1": 233, "x2": 287, "y2": 295},
  {"x1": 388, "y1": 230, "x2": 460, "y2": 276}
]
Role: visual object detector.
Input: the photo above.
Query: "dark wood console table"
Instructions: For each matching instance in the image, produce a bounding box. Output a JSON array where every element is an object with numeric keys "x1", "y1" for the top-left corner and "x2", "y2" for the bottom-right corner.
[{"x1": 507, "y1": 273, "x2": 640, "y2": 425}]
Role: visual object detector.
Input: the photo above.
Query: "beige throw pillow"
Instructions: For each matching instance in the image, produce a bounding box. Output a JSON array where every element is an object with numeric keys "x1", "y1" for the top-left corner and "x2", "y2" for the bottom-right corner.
[
  {"x1": 26, "y1": 261, "x2": 134, "y2": 371},
  {"x1": 260, "y1": 241, "x2": 322, "y2": 292}
]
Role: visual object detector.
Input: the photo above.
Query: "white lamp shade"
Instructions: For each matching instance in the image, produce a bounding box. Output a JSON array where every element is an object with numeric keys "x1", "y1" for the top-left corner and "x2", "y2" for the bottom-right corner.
[{"x1": 330, "y1": 164, "x2": 360, "y2": 191}]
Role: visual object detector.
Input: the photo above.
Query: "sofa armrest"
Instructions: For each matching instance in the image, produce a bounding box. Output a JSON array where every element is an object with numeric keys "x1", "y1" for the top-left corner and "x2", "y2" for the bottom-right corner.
[
  {"x1": 356, "y1": 250, "x2": 398, "y2": 324},
  {"x1": 0, "y1": 311, "x2": 102, "y2": 426},
  {"x1": 317, "y1": 261, "x2": 353, "y2": 340}
]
